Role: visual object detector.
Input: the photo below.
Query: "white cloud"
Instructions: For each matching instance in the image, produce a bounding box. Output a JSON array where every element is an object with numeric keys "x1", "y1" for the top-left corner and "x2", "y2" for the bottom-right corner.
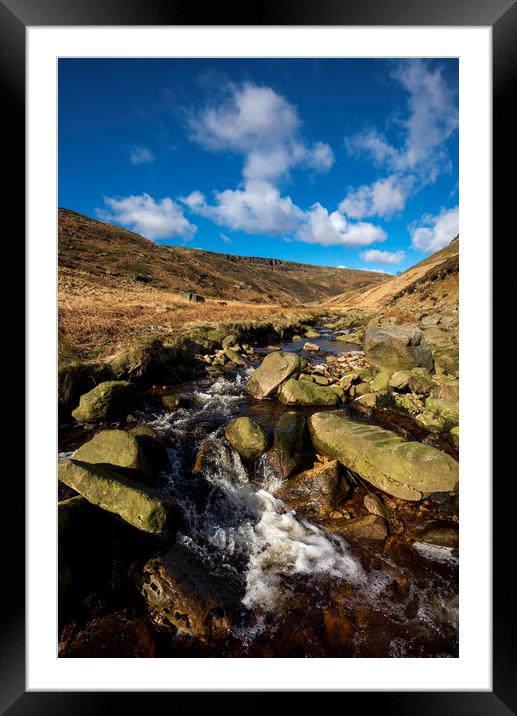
[
  {"x1": 360, "y1": 248, "x2": 405, "y2": 264},
  {"x1": 341, "y1": 60, "x2": 458, "y2": 221},
  {"x1": 364, "y1": 268, "x2": 393, "y2": 274},
  {"x1": 339, "y1": 175, "x2": 411, "y2": 220},
  {"x1": 129, "y1": 145, "x2": 155, "y2": 165},
  {"x1": 186, "y1": 82, "x2": 334, "y2": 182},
  {"x1": 410, "y1": 206, "x2": 459, "y2": 253},
  {"x1": 97, "y1": 193, "x2": 197, "y2": 241},
  {"x1": 336, "y1": 264, "x2": 348, "y2": 269},
  {"x1": 182, "y1": 180, "x2": 303, "y2": 235},
  {"x1": 346, "y1": 60, "x2": 457, "y2": 181},
  {"x1": 297, "y1": 203, "x2": 386, "y2": 248}
]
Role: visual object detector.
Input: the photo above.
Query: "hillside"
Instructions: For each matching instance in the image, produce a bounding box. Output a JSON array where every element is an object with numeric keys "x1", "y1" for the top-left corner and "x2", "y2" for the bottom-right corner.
[{"x1": 59, "y1": 208, "x2": 386, "y2": 305}]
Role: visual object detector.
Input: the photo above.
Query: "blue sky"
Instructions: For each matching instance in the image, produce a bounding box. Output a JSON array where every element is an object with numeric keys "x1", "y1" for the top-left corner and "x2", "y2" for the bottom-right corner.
[{"x1": 58, "y1": 58, "x2": 458, "y2": 273}]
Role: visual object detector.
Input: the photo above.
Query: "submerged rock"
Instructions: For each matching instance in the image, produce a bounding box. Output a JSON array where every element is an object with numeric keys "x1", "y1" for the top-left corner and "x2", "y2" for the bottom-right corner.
[
  {"x1": 264, "y1": 411, "x2": 305, "y2": 479},
  {"x1": 139, "y1": 543, "x2": 242, "y2": 640},
  {"x1": 58, "y1": 459, "x2": 178, "y2": 536},
  {"x1": 307, "y1": 412, "x2": 459, "y2": 501},
  {"x1": 324, "y1": 514, "x2": 387, "y2": 544},
  {"x1": 364, "y1": 326, "x2": 434, "y2": 373},
  {"x1": 71, "y1": 380, "x2": 140, "y2": 423},
  {"x1": 246, "y1": 351, "x2": 301, "y2": 399},
  {"x1": 224, "y1": 417, "x2": 269, "y2": 461},
  {"x1": 278, "y1": 379, "x2": 339, "y2": 406},
  {"x1": 275, "y1": 460, "x2": 350, "y2": 518}
]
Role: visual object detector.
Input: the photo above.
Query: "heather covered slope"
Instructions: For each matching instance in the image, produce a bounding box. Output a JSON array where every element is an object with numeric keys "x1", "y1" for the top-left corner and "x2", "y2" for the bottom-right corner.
[{"x1": 59, "y1": 208, "x2": 387, "y2": 306}]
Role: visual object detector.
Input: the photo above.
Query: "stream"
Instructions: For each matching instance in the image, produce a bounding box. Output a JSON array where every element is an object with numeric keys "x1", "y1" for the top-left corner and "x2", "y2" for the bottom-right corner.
[{"x1": 59, "y1": 325, "x2": 459, "y2": 658}]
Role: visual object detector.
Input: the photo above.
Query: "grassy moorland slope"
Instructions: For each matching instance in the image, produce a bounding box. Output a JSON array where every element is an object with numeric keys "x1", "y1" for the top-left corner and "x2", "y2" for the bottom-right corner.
[{"x1": 58, "y1": 208, "x2": 386, "y2": 359}]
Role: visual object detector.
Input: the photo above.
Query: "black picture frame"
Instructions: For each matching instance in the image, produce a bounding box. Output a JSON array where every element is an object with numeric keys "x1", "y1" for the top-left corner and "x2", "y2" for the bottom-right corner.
[{"x1": 3, "y1": 0, "x2": 512, "y2": 712}]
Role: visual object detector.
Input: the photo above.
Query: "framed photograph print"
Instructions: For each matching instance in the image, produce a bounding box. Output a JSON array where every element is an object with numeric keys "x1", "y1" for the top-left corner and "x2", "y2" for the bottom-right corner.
[{"x1": 3, "y1": 0, "x2": 513, "y2": 711}]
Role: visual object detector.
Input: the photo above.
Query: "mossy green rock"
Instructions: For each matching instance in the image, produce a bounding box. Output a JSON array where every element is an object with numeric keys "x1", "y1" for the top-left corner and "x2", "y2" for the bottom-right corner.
[
  {"x1": 73, "y1": 429, "x2": 151, "y2": 475},
  {"x1": 450, "y1": 425, "x2": 460, "y2": 448},
  {"x1": 425, "y1": 397, "x2": 459, "y2": 430},
  {"x1": 370, "y1": 371, "x2": 390, "y2": 392},
  {"x1": 224, "y1": 417, "x2": 269, "y2": 461},
  {"x1": 264, "y1": 411, "x2": 305, "y2": 479},
  {"x1": 292, "y1": 335, "x2": 302, "y2": 341},
  {"x1": 408, "y1": 367, "x2": 435, "y2": 395},
  {"x1": 335, "y1": 330, "x2": 364, "y2": 344},
  {"x1": 278, "y1": 379, "x2": 339, "y2": 406},
  {"x1": 58, "y1": 459, "x2": 177, "y2": 536},
  {"x1": 329, "y1": 385, "x2": 346, "y2": 401},
  {"x1": 224, "y1": 348, "x2": 246, "y2": 365},
  {"x1": 307, "y1": 412, "x2": 459, "y2": 500},
  {"x1": 313, "y1": 375, "x2": 330, "y2": 386},
  {"x1": 299, "y1": 373, "x2": 315, "y2": 382},
  {"x1": 246, "y1": 351, "x2": 301, "y2": 399},
  {"x1": 364, "y1": 326, "x2": 434, "y2": 372},
  {"x1": 305, "y1": 330, "x2": 321, "y2": 339},
  {"x1": 222, "y1": 334, "x2": 238, "y2": 349},
  {"x1": 71, "y1": 380, "x2": 140, "y2": 423},
  {"x1": 415, "y1": 411, "x2": 444, "y2": 433},
  {"x1": 388, "y1": 392, "x2": 425, "y2": 417},
  {"x1": 355, "y1": 382, "x2": 372, "y2": 397}
]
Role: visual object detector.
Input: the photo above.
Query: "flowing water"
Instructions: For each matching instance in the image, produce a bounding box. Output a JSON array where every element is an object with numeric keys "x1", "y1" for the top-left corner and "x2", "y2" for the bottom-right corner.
[{"x1": 60, "y1": 326, "x2": 459, "y2": 657}]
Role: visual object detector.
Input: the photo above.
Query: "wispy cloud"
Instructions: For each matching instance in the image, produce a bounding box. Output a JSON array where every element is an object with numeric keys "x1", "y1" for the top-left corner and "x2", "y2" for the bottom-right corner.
[
  {"x1": 360, "y1": 248, "x2": 405, "y2": 264},
  {"x1": 341, "y1": 60, "x2": 458, "y2": 219},
  {"x1": 129, "y1": 145, "x2": 155, "y2": 165},
  {"x1": 410, "y1": 206, "x2": 459, "y2": 252},
  {"x1": 97, "y1": 193, "x2": 197, "y2": 241},
  {"x1": 220, "y1": 233, "x2": 232, "y2": 244}
]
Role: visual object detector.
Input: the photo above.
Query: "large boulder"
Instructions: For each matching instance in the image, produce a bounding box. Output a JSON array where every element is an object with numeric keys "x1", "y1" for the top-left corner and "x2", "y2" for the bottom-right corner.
[
  {"x1": 246, "y1": 351, "x2": 301, "y2": 399},
  {"x1": 264, "y1": 411, "x2": 305, "y2": 479},
  {"x1": 363, "y1": 326, "x2": 434, "y2": 373},
  {"x1": 275, "y1": 460, "x2": 350, "y2": 518},
  {"x1": 307, "y1": 412, "x2": 459, "y2": 501},
  {"x1": 58, "y1": 459, "x2": 178, "y2": 536},
  {"x1": 71, "y1": 380, "x2": 140, "y2": 423},
  {"x1": 224, "y1": 417, "x2": 269, "y2": 461},
  {"x1": 73, "y1": 429, "x2": 152, "y2": 477},
  {"x1": 139, "y1": 543, "x2": 242, "y2": 640},
  {"x1": 278, "y1": 379, "x2": 339, "y2": 406}
]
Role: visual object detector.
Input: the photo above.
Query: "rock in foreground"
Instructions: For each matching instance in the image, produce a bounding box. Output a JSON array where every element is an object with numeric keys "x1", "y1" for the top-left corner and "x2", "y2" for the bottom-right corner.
[
  {"x1": 73, "y1": 429, "x2": 151, "y2": 476},
  {"x1": 246, "y1": 351, "x2": 301, "y2": 399},
  {"x1": 140, "y1": 543, "x2": 242, "y2": 640},
  {"x1": 224, "y1": 417, "x2": 269, "y2": 461},
  {"x1": 278, "y1": 379, "x2": 339, "y2": 406},
  {"x1": 363, "y1": 326, "x2": 434, "y2": 373},
  {"x1": 308, "y1": 412, "x2": 458, "y2": 501},
  {"x1": 71, "y1": 380, "x2": 140, "y2": 423},
  {"x1": 58, "y1": 459, "x2": 177, "y2": 536}
]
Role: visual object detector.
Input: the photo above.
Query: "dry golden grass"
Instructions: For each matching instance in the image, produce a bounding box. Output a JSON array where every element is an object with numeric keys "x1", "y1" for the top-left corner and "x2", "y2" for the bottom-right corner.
[{"x1": 58, "y1": 268, "x2": 331, "y2": 360}]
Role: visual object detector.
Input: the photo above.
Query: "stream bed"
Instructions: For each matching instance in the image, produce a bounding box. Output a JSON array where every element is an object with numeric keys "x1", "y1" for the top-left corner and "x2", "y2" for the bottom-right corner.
[{"x1": 58, "y1": 325, "x2": 459, "y2": 658}]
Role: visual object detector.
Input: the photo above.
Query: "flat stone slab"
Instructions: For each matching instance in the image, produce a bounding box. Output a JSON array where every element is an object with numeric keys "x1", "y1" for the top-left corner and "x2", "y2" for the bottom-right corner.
[{"x1": 308, "y1": 412, "x2": 459, "y2": 501}]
